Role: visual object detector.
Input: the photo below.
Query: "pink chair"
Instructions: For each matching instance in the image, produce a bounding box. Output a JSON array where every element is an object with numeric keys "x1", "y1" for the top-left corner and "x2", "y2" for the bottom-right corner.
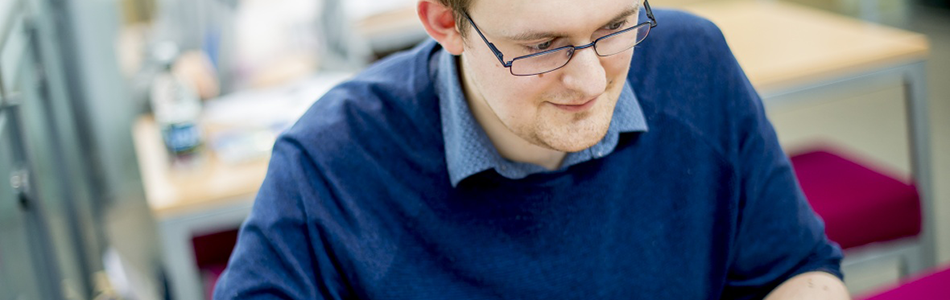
[
  {"x1": 789, "y1": 148, "x2": 924, "y2": 274},
  {"x1": 192, "y1": 228, "x2": 240, "y2": 300},
  {"x1": 790, "y1": 149, "x2": 921, "y2": 250}
]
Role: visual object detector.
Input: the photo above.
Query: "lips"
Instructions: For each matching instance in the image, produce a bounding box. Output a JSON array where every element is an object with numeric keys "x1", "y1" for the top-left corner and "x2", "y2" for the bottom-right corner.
[{"x1": 551, "y1": 96, "x2": 598, "y2": 112}]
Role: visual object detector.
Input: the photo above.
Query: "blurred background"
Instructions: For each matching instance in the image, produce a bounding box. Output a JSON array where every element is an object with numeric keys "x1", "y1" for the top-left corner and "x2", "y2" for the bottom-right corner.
[{"x1": 0, "y1": 0, "x2": 947, "y2": 299}]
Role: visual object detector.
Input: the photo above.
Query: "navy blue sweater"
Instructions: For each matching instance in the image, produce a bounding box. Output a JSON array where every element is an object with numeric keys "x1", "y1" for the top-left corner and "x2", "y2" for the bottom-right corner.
[{"x1": 215, "y1": 10, "x2": 842, "y2": 300}]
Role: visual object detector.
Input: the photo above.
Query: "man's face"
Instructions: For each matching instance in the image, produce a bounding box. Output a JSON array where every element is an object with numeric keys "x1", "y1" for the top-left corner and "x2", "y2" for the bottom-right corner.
[{"x1": 459, "y1": 0, "x2": 640, "y2": 153}]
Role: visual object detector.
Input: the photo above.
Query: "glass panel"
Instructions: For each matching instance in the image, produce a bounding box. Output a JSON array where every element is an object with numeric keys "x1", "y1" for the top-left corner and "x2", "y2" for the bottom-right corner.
[
  {"x1": 596, "y1": 26, "x2": 643, "y2": 56},
  {"x1": 13, "y1": 22, "x2": 91, "y2": 298},
  {"x1": 511, "y1": 47, "x2": 573, "y2": 75},
  {"x1": 0, "y1": 112, "x2": 45, "y2": 300},
  {"x1": 0, "y1": 6, "x2": 92, "y2": 298}
]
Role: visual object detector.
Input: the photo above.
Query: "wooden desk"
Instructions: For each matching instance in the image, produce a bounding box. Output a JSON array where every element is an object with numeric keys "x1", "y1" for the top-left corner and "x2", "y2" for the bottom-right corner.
[
  {"x1": 139, "y1": 2, "x2": 933, "y2": 299},
  {"x1": 682, "y1": 1, "x2": 929, "y2": 95},
  {"x1": 134, "y1": 116, "x2": 268, "y2": 219}
]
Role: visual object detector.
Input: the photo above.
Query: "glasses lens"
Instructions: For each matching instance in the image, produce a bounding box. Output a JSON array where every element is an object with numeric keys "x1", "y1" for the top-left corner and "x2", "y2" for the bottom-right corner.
[
  {"x1": 595, "y1": 23, "x2": 651, "y2": 57},
  {"x1": 509, "y1": 47, "x2": 575, "y2": 75}
]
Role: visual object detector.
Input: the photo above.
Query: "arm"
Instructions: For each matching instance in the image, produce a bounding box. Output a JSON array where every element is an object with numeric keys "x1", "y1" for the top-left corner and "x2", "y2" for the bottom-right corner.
[
  {"x1": 640, "y1": 11, "x2": 847, "y2": 298},
  {"x1": 721, "y1": 76, "x2": 847, "y2": 298},
  {"x1": 710, "y1": 24, "x2": 846, "y2": 299},
  {"x1": 764, "y1": 272, "x2": 851, "y2": 300}
]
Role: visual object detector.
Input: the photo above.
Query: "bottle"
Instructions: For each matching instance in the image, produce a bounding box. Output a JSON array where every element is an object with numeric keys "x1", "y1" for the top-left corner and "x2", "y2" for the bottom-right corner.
[{"x1": 150, "y1": 42, "x2": 204, "y2": 167}]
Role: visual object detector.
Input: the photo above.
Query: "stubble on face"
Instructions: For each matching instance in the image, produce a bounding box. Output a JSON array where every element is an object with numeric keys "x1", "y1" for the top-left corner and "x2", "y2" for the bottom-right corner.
[{"x1": 519, "y1": 79, "x2": 619, "y2": 153}]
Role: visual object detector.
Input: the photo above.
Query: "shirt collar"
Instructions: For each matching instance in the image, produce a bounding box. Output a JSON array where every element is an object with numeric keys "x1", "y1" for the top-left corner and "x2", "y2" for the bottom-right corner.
[{"x1": 434, "y1": 48, "x2": 648, "y2": 187}]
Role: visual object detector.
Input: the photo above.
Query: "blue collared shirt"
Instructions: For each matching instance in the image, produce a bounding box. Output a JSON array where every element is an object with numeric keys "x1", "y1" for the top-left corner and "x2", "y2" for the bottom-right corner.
[{"x1": 435, "y1": 49, "x2": 649, "y2": 186}]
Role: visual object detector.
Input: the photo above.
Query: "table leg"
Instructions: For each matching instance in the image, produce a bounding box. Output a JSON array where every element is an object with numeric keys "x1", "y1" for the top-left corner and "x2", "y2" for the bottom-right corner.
[
  {"x1": 158, "y1": 201, "x2": 253, "y2": 300},
  {"x1": 903, "y1": 61, "x2": 936, "y2": 271}
]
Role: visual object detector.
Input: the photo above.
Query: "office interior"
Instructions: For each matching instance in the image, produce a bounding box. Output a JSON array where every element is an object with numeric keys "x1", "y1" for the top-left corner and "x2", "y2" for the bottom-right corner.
[{"x1": 0, "y1": 0, "x2": 948, "y2": 299}]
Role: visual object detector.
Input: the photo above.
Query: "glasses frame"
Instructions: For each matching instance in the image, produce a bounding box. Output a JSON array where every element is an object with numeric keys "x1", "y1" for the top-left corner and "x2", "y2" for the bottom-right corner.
[{"x1": 464, "y1": 0, "x2": 658, "y2": 76}]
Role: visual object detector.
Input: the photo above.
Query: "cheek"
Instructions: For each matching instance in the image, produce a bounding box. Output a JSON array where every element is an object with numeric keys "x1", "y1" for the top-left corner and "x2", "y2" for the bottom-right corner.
[
  {"x1": 491, "y1": 82, "x2": 541, "y2": 124},
  {"x1": 491, "y1": 76, "x2": 550, "y2": 108},
  {"x1": 604, "y1": 50, "x2": 634, "y2": 79}
]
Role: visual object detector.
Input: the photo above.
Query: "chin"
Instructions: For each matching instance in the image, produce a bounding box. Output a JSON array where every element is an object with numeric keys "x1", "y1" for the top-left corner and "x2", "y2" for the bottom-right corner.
[
  {"x1": 554, "y1": 110, "x2": 614, "y2": 152},
  {"x1": 551, "y1": 135, "x2": 605, "y2": 153},
  {"x1": 538, "y1": 123, "x2": 611, "y2": 153},
  {"x1": 554, "y1": 142, "x2": 599, "y2": 153}
]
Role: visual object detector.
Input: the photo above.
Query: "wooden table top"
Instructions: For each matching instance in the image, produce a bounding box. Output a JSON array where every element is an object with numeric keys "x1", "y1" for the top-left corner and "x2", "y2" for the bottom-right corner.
[
  {"x1": 133, "y1": 116, "x2": 268, "y2": 218},
  {"x1": 682, "y1": 0, "x2": 928, "y2": 92}
]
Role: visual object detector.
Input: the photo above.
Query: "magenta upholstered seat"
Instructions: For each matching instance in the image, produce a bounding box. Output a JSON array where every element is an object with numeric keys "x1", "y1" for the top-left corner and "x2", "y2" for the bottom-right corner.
[
  {"x1": 858, "y1": 264, "x2": 950, "y2": 299},
  {"x1": 192, "y1": 228, "x2": 239, "y2": 299},
  {"x1": 789, "y1": 150, "x2": 921, "y2": 250}
]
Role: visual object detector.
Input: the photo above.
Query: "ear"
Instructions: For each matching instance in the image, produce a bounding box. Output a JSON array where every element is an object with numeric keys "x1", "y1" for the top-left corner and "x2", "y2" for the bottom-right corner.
[{"x1": 417, "y1": 0, "x2": 465, "y2": 55}]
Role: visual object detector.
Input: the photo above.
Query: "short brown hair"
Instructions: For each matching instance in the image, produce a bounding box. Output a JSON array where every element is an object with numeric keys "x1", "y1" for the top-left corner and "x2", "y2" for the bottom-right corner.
[{"x1": 437, "y1": 0, "x2": 473, "y2": 37}]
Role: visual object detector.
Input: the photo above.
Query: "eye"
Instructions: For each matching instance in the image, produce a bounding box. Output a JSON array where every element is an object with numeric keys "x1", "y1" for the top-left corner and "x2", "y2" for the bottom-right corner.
[
  {"x1": 533, "y1": 40, "x2": 553, "y2": 51},
  {"x1": 524, "y1": 40, "x2": 554, "y2": 53},
  {"x1": 606, "y1": 20, "x2": 628, "y2": 31}
]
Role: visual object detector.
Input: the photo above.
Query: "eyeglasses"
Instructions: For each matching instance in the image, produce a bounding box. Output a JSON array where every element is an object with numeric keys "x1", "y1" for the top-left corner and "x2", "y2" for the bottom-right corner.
[{"x1": 464, "y1": 0, "x2": 657, "y2": 76}]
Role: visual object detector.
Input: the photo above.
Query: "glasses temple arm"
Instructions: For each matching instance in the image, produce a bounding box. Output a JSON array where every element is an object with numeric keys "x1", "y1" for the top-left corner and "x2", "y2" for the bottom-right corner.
[
  {"x1": 643, "y1": 0, "x2": 658, "y2": 27},
  {"x1": 464, "y1": 13, "x2": 513, "y2": 67}
]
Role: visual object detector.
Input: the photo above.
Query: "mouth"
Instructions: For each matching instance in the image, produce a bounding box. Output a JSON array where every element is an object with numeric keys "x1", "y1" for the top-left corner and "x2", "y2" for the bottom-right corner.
[{"x1": 550, "y1": 96, "x2": 598, "y2": 112}]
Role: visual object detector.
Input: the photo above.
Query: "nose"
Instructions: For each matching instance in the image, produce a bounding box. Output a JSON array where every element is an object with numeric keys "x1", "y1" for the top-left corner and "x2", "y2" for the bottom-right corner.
[{"x1": 559, "y1": 47, "x2": 607, "y2": 98}]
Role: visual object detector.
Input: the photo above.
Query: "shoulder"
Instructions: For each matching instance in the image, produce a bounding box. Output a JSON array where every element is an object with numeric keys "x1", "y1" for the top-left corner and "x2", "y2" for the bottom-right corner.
[
  {"x1": 280, "y1": 40, "x2": 446, "y2": 171},
  {"x1": 630, "y1": 9, "x2": 738, "y2": 96},
  {"x1": 629, "y1": 9, "x2": 760, "y2": 159},
  {"x1": 648, "y1": 9, "x2": 727, "y2": 45}
]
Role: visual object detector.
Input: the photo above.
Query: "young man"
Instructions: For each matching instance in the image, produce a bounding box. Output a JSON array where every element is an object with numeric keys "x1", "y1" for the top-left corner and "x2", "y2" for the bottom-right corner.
[{"x1": 215, "y1": 0, "x2": 851, "y2": 299}]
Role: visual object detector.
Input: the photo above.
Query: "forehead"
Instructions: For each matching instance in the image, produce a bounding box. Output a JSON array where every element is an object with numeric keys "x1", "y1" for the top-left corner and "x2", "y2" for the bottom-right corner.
[{"x1": 468, "y1": 0, "x2": 640, "y2": 35}]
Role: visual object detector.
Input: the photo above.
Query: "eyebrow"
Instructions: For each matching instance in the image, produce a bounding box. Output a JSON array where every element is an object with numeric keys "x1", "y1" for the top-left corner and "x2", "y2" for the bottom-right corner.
[{"x1": 503, "y1": 6, "x2": 641, "y2": 41}]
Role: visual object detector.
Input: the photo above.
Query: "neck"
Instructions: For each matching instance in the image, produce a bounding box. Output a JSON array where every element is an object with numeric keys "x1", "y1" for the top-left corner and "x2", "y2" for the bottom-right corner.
[{"x1": 457, "y1": 56, "x2": 567, "y2": 170}]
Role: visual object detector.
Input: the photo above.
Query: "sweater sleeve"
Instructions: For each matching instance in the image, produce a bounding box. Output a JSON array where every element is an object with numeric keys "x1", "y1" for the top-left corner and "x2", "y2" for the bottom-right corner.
[
  {"x1": 213, "y1": 136, "x2": 349, "y2": 300},
  {"x1": 720, "y1": 51, "x2": 844, "y2": 299}
]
